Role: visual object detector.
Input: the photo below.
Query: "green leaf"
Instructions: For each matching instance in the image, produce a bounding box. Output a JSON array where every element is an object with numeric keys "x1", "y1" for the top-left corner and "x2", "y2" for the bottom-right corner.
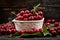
[
  {"x1": 11, "y1": 11, "x2": 16, "y2": 15},
  {"x1": 33, "y1": 32, "x2": 42, "y2": 36},
  {"x1": 42, "y1": 24, "x2": 52, "y2": 36},
  {"x1": 20, "y1": 32, "x2": 42, "y2": 37},
  {"x1": 12, "y1": 32, "x2": 19, "y2": 36},
  {"x1": 34, "y1": 4, "x2": 40, "y2": 12},
  {"x1": 20, "y1": 34, "x2": 33, "y2": 38}
]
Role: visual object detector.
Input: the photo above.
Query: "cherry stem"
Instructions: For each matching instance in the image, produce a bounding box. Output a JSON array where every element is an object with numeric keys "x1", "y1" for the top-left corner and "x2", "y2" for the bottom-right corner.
[
  {"x1": 33, "y1": 3, "x2": 40, "y2": 12},
  {"x1": 11, "y1": 11, "x2": 16, "y2": 16}
]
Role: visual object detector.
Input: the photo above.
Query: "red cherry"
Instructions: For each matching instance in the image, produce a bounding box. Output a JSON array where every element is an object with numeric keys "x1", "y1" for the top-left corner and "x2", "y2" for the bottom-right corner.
[
  {"x1": 18, "y1": 30, "x2": 25, "y2": 34},
  {"x1": 11, "y1": 29, "x2": 16, "y2": 34},
  {"x1": 31, "y1": 27, "x2": 35, "y2": 30},
  {"x1": 23, "y1": 14, "x2": 29, "y2": 18},
  {"x1": 34, "y1": 16, "x2": 38, "y2": 20},
  {"x1": 54, "y1": 22, "x2": 59, "y2": 27},
  {"x1": 24, "y1": 30, "x2": 28, "y2": 33},
  {"x1": 16, "y1": 16, "x2": 23, "y2": 20},
  {"x1": 28, "y1": 16, "x2": 34, "y2": 20},
  {"x1": 31, "y1": 28, "x2": 38, "y2": 33},
  {"x1": 20, "y1": 10, "x2": 24, "y2": 13},
  {"x1": 57, "y1": 27, "x2": 60, "y2": 30},
  {"x1": 25, "y1": 10, "x2": 30, "y2": 13},
  {"x1": 28, "y1": 30, "x2": 34, "y2": 34},
  {"x1": 23, "y1": 18, "x2": 28, "y2": 20},
  {"x1": 1, "y1": 26, "x2": 5, "y2": 29},
  {"x1": 28, "y1": 13, "x2": 32, "y2": 16},
  {"x1": 8, "y1": 29, "x2": 12, "y2": 34},
  {"x1": 54, "y1": 27, "x2": 57, "y2": 31},
  {"x1": 6, "y1": 29, "x2": 10, "y2": 34},
  {"x1": 39, "y1": 28, "x2": 43, "y2": 32},
  {"x1": 0, "y1": 29, "x2": 6, "y2": 33},
  {"x1": 51, "y1": 30, "x2": 57, "y2": 35},
  {"x1": 46, "y1": 19, "x2": 51, "y2": 23},
  {"x1": 19, "y1": 10, "x2": 25, "y2": 15},
  {"x1": 45, "y1": 22, "x2": 50, "y2": 27},
  {"x1": 16, "y1": 13, "x2": 21, "y2": 16},
  {"x1": 33, "y1": 12, "x2": 38, "y2": 16},
  {"x1": 33, "y1": 29, "x2": 38, "y2": 33},
  {"x1": 57, "y1": 30, "x2": 60, "y2": 34},
  {"x1": 37, "y1": 15, "x2": 43, "y2": 20},
  {"x1": 49, "y1": 28, "x2": 55, "y2": 32},
  {"x1": 8, "y1": 26, "x2": 11, "y2": 29},
  {"x1": 38, "y1": 11, "x2": 43, "y2": 16},
  {"x1": 51, "y1": 19, "x2": 55, "y2": 23}
]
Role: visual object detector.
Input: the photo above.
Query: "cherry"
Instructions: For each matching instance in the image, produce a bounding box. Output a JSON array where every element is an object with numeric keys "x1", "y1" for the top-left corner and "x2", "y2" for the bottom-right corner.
[
  {"x1": 28, "y1": 16, "x2": 34, "y2": 20},
  {"x1": 6, "y1": 29, "x2": 10, "y2": 34},
  {"x1": 51, "y1": 19, "x2": 55, "y2": 23},
  {"x1": 39, "y1": 28, "x2": 43, "y2": 32},
  {"x1": 46, "y1": 19, "x2": 51, "y2": 23},
  {"x1": 8, "y1": 27, "x2": 13, "y2": 29},
  {"x1": 16, "y1": 16, "x2": 23, "y2": 20},
  {"x1": 1, "y1": 29, "x2": 6, "y2": 34},
  {"x1": 57, "y1": 30, "x2": 60, "y2": 34},
  {"x1": 1, "y1": 26, "x2": 5, "y2": 29},
  {"x1": 23, "y1": 14, "x2": 29, "y2": 18},
  {"x1": 31, "y1": 28, "x2": 38, "y2": 33},
  {"x1": 20, "y1": 10, "x2": 24, "y2": 13},
  {"x1": 8, "y1": 29, "x2": 16, "y2": 34},
  {"x1": 33, "y1": 12, "x2": 38, "y2": 16},
  {"x1": 19, "y1": 10, "x2": 25, "y2": 15},
  {"x1": 45, "y1": 22, "x2": 50, "y2": 27},
  {"x1": 25, "y1": 10, "x2": 30, "y2": 13},
  {"x1": 54, "y1": 27, "x2": 57, "y2": 31},
  {"x1": 18, "y1": 30, "x2": 25, "y2": 34},
  {"x1": 28, "y1": 30, "x2": 34, "y2": 34},
  {"x1": 57, "y1": 27, "x2": 60, "y2": 30},
  {"x1": 38, "y1": 11, "x2": 43, "y2": 16},
  {"x1": 49, "y1": 28, "x2": 55, "y2": 32},
  {"x1": 34, "y1": 16, "x2": 37, "y2": 20},
  {"x1": 24, "y1": 30, "x2": 28, "y2": 33},
  {"x1": 37, "y1": 15, "x2": 43, "y2": 20},
  {"x1": 8, "y1": 29, "x2": 13, "y2": 34},
  {"x1": 54, "y1": 22, "x2": 59, "y2": 27},
  {"x1": 51, "y1": 30, "x2": 57, "y2": 35},
  {"x1": 32, "y1": 29, "x2": 39, "y2": 33},
  {"x1": 24, "y1": 18, "x2": 28, "y2": 20},
  {"x1": 28, "y1": 13, "x2": 32, "y2": 16},
  {"x1": 11, "y1": 29, "x2": 16, "y2": 34}
]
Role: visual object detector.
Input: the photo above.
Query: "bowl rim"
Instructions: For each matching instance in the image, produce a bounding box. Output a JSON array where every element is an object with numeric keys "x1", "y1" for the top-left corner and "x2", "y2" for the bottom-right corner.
[{"x1": 12, "y1": 18, "x2": 44, "y2": 22}]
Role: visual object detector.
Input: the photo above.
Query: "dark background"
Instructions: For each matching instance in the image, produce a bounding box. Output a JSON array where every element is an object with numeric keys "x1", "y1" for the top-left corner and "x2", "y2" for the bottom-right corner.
[{"x1": 0, "y1": 0, "x2": 60, "y2": 24}]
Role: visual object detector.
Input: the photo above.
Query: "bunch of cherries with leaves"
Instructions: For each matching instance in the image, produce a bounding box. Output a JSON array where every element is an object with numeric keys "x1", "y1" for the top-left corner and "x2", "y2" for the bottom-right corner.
[
  {"x1": 16, "y1": 10, "x2": 43, "y2": 20},
  {"x1": 15, "y1": 10, "x2": 44, "y2": 34},
  {"x1": 0, "y1": 23, "x2": 16, "y2": 34},
  {"x1": 45, "y1": 19, "x2": 60, "y2": 36}
]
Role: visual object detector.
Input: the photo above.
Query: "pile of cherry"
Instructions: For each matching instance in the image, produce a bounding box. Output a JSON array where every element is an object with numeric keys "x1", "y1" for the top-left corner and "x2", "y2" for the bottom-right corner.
[
  {"x1": 0, "y1": 23, "x2": 16, "y2": 34},
  {"x1": 0, "y1": 23, "x2": 43, "y2": 35},
  {"x1": 45, "y1": 19, "x2": 60, "y2": 36},
  {"x1": 16, "y1": 10, "x2": 43, "y2": 20},
  {"x1": 0, "y1": 19, "x2": 60, "y2": 36}
]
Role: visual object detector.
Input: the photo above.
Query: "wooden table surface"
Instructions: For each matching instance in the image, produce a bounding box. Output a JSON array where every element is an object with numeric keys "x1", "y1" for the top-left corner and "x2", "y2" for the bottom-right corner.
[{"x1": 0, "y1": 35, "x2": 60, "y2": 40}]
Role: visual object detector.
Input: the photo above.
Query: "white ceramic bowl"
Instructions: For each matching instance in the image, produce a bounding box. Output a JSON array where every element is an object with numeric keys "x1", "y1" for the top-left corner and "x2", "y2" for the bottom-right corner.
[{"x1": 12, "y1": 18, "x2": 44, "y2": 31}]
